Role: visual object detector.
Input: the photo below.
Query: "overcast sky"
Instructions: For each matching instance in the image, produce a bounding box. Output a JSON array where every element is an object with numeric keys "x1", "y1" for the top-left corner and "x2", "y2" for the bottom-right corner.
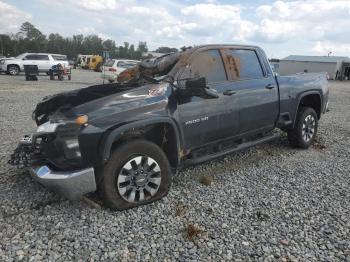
[{"x1": 0, "y1": 0, "x2": 349, "y2": 58}]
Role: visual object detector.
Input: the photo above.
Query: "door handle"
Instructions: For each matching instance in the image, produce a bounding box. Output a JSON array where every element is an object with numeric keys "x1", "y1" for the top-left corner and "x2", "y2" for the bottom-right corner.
[
  {"x1": 223, "y1": 89, "x2": 236, "y2": 96},
  {"x1": 265, "y1": 84, "x2": 275, "y2": 90}
]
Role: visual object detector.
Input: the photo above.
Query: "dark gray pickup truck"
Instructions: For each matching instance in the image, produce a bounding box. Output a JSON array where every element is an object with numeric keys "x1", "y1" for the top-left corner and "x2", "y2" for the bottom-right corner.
[{"x1": 9, "y1": 45, "x2": 329, "y2": 210}]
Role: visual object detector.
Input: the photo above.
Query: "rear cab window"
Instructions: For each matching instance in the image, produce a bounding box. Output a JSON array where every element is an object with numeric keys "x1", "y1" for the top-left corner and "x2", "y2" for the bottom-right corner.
[
  {"x1": 186, "y1": 49, "x2": 227, "y2": 83},
  {"x1": 221, "y1": 49, "x2": 264, "y2": 81}
]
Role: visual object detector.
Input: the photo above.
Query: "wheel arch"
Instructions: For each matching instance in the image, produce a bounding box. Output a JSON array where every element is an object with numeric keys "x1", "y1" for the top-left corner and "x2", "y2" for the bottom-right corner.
[
  {"x1": 101, "y1": 118, "x2": 182, "y2": 170},
  {"x1": 293, "y1": 91, "x2": 322, "y2": 127},
  {"x1": 7, "y1": 63, "x2": 21, "y2": 71}
]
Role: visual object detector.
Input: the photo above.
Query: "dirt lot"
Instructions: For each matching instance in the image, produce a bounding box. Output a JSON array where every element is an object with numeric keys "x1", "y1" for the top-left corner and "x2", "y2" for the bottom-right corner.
[{"x1": 0, "y1": 71, "x2": 349, "y2": 261}]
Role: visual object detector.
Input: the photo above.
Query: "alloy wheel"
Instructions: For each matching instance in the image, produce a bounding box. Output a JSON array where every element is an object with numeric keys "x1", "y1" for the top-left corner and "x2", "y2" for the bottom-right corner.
[
  {"x1": 302, "y1": 115, "x2": 316, "y2": 142},
  {"x1": 117, "y1": 155, "x2": 161, "y2": 203},
  {"x1": 8, "y1": 66, "x2": 19, "y2": 75}
]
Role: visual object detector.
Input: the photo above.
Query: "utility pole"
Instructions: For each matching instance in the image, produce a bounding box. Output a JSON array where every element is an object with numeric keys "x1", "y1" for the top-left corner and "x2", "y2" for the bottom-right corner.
[{"x1": 0, "y1": 34, "x2": 3, "y2": 56}]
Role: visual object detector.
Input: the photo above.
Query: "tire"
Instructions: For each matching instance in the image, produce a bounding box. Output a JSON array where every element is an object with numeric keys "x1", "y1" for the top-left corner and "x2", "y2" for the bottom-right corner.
[
  {"x1": 108, "y1": 79, "x2": 114, "y2": 83},
  {"x1": 288, "y1": 107, "x2": 318, "y2": 148},
  {"x1": 7, "y1": 65, "x2": 20, "y2": 75},
  {"x1": 97, "y1": 139, "x2": 172, "y2": 210}
]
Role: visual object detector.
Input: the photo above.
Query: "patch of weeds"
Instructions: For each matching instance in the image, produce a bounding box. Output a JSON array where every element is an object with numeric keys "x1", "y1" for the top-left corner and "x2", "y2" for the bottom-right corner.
[
  {"x1": 199, "y1": 175, "x2": 213, "y2": 186},
  {"x1": 254, "y1": 210, "x2": 270, "y2": 221},
  {"x1": 186, "y1": 224, "x2": 202, "y2": 241},
  {"x1": 175, "y1": 203, "x2": 186, "y2": 217},
  {"x1": 313, "y1": 139, "x2": 326, "y2": 150},
  {"x1": 207, "y1": 207, "x2": 214, "y2": 214}
]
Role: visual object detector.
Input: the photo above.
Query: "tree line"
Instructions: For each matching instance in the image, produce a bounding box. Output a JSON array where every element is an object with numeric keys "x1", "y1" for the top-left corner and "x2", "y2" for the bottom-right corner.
[{"x1": 0, "y1": 22, "x2": 178, "y2": 60}]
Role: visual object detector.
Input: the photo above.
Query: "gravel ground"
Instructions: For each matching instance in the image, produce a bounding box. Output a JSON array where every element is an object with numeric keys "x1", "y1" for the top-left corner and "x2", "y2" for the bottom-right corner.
[{"x1": 0, "y1": 71, "x2": 349, "y2": 261}]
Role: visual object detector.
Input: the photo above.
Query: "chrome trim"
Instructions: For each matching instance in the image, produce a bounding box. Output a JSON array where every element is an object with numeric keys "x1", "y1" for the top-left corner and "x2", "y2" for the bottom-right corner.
[{"x1": 29, "y1": 166, "x2": 96, "y2": 200}]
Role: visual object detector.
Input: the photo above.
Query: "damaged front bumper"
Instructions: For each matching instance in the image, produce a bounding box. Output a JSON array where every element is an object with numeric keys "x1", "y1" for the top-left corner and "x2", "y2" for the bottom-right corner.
[
  {"x1": 29, "y1": 166, "x2": 96, "y2": 200},
  {"x1": 9, "y1": 126, "x2": 97, "y2": 200}
]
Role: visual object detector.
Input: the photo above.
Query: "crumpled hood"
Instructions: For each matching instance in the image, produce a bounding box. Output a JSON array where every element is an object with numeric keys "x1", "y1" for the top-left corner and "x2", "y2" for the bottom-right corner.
[{"x1": 61, "y1": 83, "x2": 171, "y2": 127}]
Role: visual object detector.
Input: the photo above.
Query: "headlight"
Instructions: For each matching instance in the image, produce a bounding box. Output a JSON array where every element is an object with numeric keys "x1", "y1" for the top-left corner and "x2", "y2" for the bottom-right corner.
[
  {"x1": 64, "y1": 139, "x2": 81, "y2": 158},
  {"x1": 37, "y1": 122, "x2": 60, "y2": 133},
  {"x1": 0, "y1": 60, "x2": 4, "y2": 65}
]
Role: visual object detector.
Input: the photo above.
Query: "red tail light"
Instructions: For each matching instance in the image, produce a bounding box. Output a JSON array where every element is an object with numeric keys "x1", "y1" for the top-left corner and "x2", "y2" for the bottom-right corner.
[{"x1": 108, "y1": 68, "x2": 116, "y2": 72}]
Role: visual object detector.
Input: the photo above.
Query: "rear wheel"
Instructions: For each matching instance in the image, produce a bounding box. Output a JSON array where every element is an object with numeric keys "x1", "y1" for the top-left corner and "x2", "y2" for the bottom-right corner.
[
  {"x1": 97, "y1": 139, "x2": 172, "y2": 210},
  {"x1": 288, "y1": 107, "x2": 318, "y2": 148},
  {"x1": 7, "y1": 65, "x2": 20, "y2": 75}
]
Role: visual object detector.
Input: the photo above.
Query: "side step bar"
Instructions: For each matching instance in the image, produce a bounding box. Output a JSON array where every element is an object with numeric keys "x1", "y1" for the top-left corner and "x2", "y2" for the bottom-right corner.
[{"x1": 184, "y1": 134, "x2": 280, "y2": 166}]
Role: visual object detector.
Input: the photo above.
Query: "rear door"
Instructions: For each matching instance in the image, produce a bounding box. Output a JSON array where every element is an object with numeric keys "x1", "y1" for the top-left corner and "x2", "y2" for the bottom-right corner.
[
  {"x1": 34, "y1": 55, "x2": 50, "y2": 71},
  {"x1": 221, "y1": 48, "x2": 279, "y2": 135}
]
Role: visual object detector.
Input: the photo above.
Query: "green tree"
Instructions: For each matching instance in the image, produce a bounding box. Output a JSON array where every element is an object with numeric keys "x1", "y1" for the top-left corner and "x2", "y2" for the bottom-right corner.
[
  {"x1": 0, "y1": 21, "x2": 153, "y2": 61},
  {"x1": 155, "y1": 46, "x2": 178, "y2": 53}
]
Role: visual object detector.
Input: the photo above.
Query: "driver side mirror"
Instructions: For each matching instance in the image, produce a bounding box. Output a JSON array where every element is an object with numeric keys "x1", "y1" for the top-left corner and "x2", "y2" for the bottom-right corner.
[{"x1": 184, "y1": 77, "x2": 219, "y2": 99}]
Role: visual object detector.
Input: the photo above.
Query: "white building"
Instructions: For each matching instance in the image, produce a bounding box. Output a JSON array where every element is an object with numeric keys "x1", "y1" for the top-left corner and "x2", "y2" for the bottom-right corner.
[{"x1": 279, "y1": 55, "x2": 350, "y2": 80}]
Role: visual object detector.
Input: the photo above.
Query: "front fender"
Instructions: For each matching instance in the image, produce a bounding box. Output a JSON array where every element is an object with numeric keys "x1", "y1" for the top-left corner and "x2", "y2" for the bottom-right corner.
[{"x1": 100, "y1": 117, "x2": 183, "y2": 165}]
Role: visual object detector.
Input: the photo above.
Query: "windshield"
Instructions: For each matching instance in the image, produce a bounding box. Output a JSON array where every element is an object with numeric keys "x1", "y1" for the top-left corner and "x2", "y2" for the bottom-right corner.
[{"x1": 116, "y1": 52, "x2": 181, "y2": 83}]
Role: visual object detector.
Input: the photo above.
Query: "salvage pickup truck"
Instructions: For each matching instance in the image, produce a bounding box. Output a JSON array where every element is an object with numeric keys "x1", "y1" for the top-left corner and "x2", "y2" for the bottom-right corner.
[{"x1": 9, "y1": 45, "x2": 329, "y2": 210}]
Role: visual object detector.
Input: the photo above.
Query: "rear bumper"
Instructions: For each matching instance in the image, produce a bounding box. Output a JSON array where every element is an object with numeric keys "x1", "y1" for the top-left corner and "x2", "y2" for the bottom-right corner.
[
  {"x1": 101, "y1": 72, "x2": 117, "y2": 81},
  {"x1": 29, "y1": 166, "x2": 96, "y2": 200}
]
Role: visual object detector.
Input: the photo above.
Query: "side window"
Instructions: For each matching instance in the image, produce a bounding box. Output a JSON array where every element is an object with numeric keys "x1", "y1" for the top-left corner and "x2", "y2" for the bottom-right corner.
[
  {"x1": 222, "y1": 49, "x2": 264, "y2": 80},
  {"x1": 188, "y1": 49, "x2": 226, "y2": 83},
  {"x1": 24, "y1": 55, "x2": 36, "y2": 60},
  {"x1": 37, "y1": 55, "x2": 50, "y2": 61}
]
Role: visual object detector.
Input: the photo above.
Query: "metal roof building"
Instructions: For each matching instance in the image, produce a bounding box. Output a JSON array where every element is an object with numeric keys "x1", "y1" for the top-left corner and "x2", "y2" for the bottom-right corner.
[{"x1": 278, "y1": 55, "x2": 350, "y2": 80}]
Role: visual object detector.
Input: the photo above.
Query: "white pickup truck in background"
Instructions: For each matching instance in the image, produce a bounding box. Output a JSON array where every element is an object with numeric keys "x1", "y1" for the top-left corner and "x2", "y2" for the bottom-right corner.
[{"x1": 0, "y1": 53, "x2": 70, "y2": 75}]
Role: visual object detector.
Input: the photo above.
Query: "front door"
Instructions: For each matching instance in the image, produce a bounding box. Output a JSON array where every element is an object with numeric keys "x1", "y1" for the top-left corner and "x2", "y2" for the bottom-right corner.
[{"x1": 176, "y1": 49, "x2": 239, "y2": 149}]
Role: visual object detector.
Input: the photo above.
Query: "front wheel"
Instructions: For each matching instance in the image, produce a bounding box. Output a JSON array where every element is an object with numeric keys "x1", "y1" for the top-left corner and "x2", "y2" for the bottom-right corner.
[
  {"x1": 7, "y1": 65, "x2": 20, "y2": 75},
  {"x1": 288, "y1": 107, "x2": 318, "y2": 148},
  {"x1": 97, "y1": 139, "x2": 172, "y2": 210}
]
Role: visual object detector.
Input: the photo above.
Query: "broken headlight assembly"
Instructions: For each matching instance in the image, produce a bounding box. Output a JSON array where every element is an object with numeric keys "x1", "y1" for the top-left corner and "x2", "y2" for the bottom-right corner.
[{"x1": 53, "y1": 123, "x2": 82, "y2": 162}]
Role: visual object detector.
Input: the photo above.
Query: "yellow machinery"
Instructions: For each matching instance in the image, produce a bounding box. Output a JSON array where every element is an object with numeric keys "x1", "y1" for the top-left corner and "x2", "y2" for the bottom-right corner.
[
  {"x1": 75, "y1": 55, "x2": 103, "y2": 72},
  {"x1": 89, "y1": 55, "x2": 103, "y2": 72}
]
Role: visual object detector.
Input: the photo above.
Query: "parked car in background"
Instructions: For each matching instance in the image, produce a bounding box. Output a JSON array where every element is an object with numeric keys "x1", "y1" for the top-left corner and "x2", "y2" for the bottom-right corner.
[
  {"x1": 0, "y1": 57, "x2": 14, "y2": 73},
  {"x1": 0, "y1": 53, "x2": 70, "y2": 75},
  {"x1": 101, "y1": 59, "x2": 139, "y2": 83}
]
